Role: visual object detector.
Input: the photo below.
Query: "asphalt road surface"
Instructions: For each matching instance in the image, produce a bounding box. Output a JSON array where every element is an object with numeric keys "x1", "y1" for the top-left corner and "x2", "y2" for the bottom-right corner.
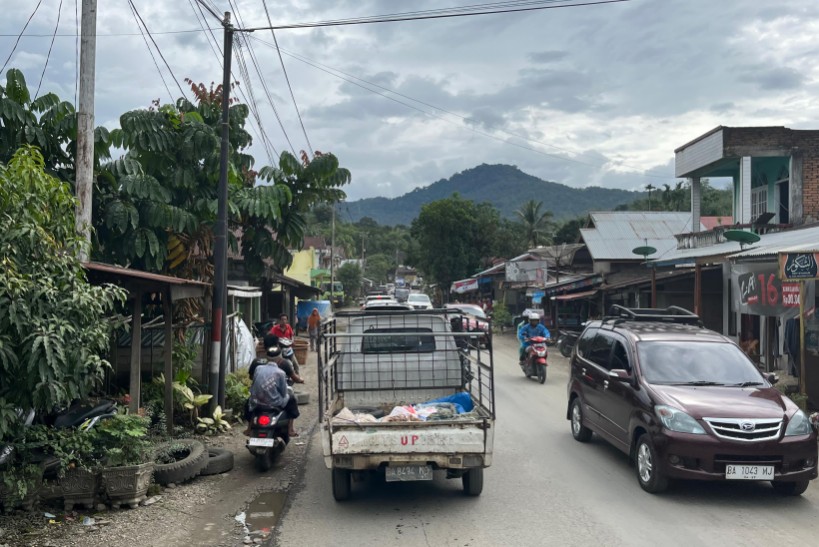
[{"x1": 275, "y1": 334, "x2": 819, "y2": 547}]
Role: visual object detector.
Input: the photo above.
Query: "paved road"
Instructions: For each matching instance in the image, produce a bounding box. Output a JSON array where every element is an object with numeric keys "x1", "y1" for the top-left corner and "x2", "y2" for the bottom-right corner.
[{"x1": 275, "y1": 334, "x2": 819, "y2": 547}]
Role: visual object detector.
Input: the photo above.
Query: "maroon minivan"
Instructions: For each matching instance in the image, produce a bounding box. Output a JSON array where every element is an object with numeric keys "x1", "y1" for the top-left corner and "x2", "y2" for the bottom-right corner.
[{"x1": 566, "y1": 306, "x2": 818, "y2": 495}]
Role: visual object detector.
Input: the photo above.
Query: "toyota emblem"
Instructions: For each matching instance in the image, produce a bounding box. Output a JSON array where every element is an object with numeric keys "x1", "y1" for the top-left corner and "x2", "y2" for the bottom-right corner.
[{"x1": 739, "y1": 421, "x2": 756, "y2": 432}]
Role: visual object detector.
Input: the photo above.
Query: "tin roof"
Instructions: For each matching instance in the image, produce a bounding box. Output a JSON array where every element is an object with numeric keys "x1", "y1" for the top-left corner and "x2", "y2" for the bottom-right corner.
[
  {"x1": 581, "y1": 212, "x2": 704, "y2": 261},
  {"x1": 728, "y1": 224, "x2": 819, "y2": 259}
]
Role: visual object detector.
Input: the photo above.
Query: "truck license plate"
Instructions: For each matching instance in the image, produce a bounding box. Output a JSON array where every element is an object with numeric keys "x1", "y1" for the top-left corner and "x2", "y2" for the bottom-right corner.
[
  {"x1": 248, "y1": 438, "x2": 276, "y2": 447},
  {"x1": 385, "y1": 465, "x2": 433, "y2": 482},
  {"x1": 725, "y1": 464, "x2": 774, "y2": 480}
]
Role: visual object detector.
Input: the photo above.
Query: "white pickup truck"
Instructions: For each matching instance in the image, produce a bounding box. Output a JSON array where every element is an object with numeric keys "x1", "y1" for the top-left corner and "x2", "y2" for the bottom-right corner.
[{"x1": 318, "y1": 310, "x2": 495, "y2": 501}]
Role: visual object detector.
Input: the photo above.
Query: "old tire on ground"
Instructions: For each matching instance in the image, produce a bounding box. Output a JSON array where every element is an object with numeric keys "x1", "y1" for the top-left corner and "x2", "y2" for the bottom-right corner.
[
  {"x1": 570, "y1": 398, "x2": 593, "y2": 442},
  {"x1": 462, "y1": 468, "x2": 483, "y2": 496},
  {"x1": 635, "y1": 434, "x2": 668, "y2": 494},
  {"x1": 771, "y1": 480, "x2": 810, "y2": 496},
  {"x1": 332, "y1": 468, "x2": 351, "y2": 501},
  {"x1": 200, "y1": 447, "x2": 234, "y2": 476},
  {"x1": 152, "y1": 439, "x2": 208, "y2": 485}
]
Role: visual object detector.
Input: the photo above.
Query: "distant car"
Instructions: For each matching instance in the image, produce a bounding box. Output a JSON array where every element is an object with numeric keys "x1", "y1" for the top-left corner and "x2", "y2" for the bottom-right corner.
[
  {"x1": 363, "y1": 300, "x2": 413, "y2": 311},
  {"x1": 445, "y1": 303, "x2": 491, "y2": 349},
  {"x1": 407, "y1": 293, "x2": 433, "y2": 310},
  {"x1": 361, "y1": 294, "x2": 392, "y2": 309},
  {"x1": 394, "y1": 288, "x2": 411, "y2": 302},
  {"x1": 568, "y1": 305, "x2": 818, "y2": 495}
]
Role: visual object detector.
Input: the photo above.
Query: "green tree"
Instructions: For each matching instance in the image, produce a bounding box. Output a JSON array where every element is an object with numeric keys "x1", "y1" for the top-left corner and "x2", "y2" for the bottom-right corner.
[
  {"x1": 553, "y1": 217, "x2": 585, "y2": 244},
  {"x1": 0, "y1": 146, "x2": 126, "y2": 437},
  {"x1": 364, "y1": 253, "x2": 393, "y2": 284},
  {"x1": 410, "y1": 194, "x2": 499, "y2": 295},
  {"x1": 515, "y1": 199, "x2": 555, "y2": 248},
  {"x1": 337, "y1": 263, "x2": 363, "y2": 301}
]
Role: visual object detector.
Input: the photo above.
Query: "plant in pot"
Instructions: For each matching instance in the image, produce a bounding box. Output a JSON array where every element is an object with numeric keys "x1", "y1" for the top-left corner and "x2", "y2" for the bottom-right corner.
[
  {"x1": 96, "y1": 414, "x2": 154, "y2": 509},
  {"x1": 40, "y1": 427, "x2": 104, "y2": 511},
  {"x1": 0, "y1": 425, "x2": 46, "y2": 513}
]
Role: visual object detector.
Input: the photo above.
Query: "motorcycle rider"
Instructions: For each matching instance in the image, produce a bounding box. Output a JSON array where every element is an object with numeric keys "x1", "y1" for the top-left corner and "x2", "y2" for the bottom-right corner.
[
  {"x1": 518, "y1": 311, "x2": 550, "y2": 363},
  {"x1": 268, "y1": 314, "x2": 299, "y2": 373},
  {"x1": 245, "y1": 358, "x2": 299, "y2": 438}
]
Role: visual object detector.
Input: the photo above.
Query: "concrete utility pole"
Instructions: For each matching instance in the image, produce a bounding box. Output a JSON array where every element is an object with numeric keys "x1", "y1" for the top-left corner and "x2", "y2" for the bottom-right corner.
[
  {"x1": 75, "y1": 0, "x2": 97, "y2": 260},
  {"x1": 210, "y1": 12, "x2": 233, "y2": 410}
]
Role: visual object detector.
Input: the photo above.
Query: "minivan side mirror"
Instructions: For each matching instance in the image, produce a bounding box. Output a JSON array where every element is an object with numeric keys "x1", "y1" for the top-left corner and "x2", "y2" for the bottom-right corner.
[
  {"x1": 609, "y1": 369, "x2": 631, "y2": 382},
  {"x1": 766, "y1": 373, "x2": 778, "y2": 385}
]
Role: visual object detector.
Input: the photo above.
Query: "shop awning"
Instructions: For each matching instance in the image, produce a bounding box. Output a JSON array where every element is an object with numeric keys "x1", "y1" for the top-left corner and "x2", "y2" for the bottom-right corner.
[{"x1": 554, "y1": 290, "x2": 598, "y2": 301}]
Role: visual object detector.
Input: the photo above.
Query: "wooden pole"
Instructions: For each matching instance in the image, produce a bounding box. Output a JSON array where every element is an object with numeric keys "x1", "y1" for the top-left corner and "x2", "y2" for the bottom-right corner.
[
  {"x1": 651, "y1": 267, "x2": 657, "y2": 308},
  {"x1": 129, "y1": 290, "x2": 142, "y2": 414},
  {"x1": 75, "y1": 0, "x2": 97, "y2": 260},
  {"x1": 163, "y1": 288, "x2": 174, "y2": 434},
  {"x1": 799, "y1": 280, "x2": 807, "y2": 395}
]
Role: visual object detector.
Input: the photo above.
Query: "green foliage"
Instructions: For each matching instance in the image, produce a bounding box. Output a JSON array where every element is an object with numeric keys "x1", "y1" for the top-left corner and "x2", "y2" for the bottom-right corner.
[
  {"x1": 516, "y1": 200, "x2": 555, "y2": 248},
  {"x1": 623, "y1": 180, "x2": 732, "y2": 217},
  {"x1": 95, "y1": 414, "x2": 152, "y2": 467},
  {"x1": 1, "y1": 462, "x2": 42, "y2": 502},
  {"x1": 0, "y1": 146, "x2": 126, "y2": 438},
  {"x1": 410, "y1": 194, "x2": 501, "y2": 292},
  {"x1": 337, "y1": 263, "x2": 363, "y2": 301},
  {"x1": 225, "y1": 369, "x2": 250, "y2": 418},
  {"x1": 174, "y1": 383, "x2": 212, "y2": 425},
  {"x1": 196, "y1": 405, "x2": 232, "y2": 435},
  {"x1": 490, "y1": 303, "x2": 513, "y2": 331},
  {"x1": 553, "y1": 217, "x2": 585, "y2": 245}
]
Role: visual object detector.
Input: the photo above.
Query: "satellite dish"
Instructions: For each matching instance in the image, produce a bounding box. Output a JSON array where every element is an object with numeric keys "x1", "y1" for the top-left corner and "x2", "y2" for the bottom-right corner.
[
  {"x1": 723, "y1": 229, "x2": 761, "y2": 250},
  {"x1": 632, "y1": 245, "x2": 657, "y2": 258}
]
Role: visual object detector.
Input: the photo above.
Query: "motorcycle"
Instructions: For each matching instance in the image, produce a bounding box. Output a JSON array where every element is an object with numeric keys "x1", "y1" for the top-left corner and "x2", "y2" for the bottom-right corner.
[
  {"x1": 246, "y1": 405, "x2": 291, "y2": 472},
  {"x1": 556, "y1": 330, "x2": 581, "y2": 358},
  {"x1": 520, "y1": 335, "x2": 549, "y2": 384},
  {"x1": 277, "y1": 337, "x2": 300, "y2": 374}
]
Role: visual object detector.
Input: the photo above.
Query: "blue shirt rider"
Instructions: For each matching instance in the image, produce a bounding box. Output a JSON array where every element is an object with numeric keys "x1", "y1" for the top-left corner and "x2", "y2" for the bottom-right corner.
[{"x1": 518, "y1": 312, "x2": 550, "y2": 361}]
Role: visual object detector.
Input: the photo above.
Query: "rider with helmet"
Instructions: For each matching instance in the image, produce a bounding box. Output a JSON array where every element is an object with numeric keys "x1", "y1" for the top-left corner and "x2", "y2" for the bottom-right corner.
[{"x1": 518, "y1": 311, "x2": 550, "y2": 362}]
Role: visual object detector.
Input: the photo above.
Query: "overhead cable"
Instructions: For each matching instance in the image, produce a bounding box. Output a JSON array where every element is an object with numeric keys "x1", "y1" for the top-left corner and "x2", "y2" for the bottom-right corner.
[
  {"x1": 1, "y1": 0, "x2": 45, "y2": 74},
  {"x1": 129, "y1": 1, "x2": 190, "y2": 102},
  {"x1": 34, "y1": 0, "x2": 64, "y2": 99},
  {"x1": 195, "y1": 0, "x2": 223, "y2": 23},
  {"x1": 261, "y1": 0, "x2": 313, "y2": 155},
  {"x1": 127, "y1": 0, "x2": 174, "y2": 103}
]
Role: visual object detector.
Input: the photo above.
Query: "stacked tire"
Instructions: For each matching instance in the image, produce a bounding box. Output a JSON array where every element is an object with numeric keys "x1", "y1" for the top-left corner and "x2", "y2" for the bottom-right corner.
[{"x1": 152, "y1": 440, "x2": 234, "y2": 485}]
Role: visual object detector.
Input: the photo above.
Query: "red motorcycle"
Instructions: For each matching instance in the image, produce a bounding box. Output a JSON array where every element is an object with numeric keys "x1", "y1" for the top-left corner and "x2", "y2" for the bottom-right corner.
[{"x1": 520, "y1": 335, "x2": 549, "y2": 384}]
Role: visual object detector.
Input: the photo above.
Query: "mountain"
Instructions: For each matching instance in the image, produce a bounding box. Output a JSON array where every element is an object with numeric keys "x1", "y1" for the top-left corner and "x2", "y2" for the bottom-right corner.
[{"x1": 343, "y1": 164, "x2": 645, "y2": 226}]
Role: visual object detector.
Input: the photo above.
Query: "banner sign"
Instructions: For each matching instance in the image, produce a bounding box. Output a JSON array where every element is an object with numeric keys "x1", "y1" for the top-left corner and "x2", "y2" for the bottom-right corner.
[
  {"x1": 779, "y1": 252, "x2": 819, "y2": 281},
  {"x1": 505, "y1": 260, "x2": 548, "y2": 284},
  {"x1": 731, "y1": 262, "x2": 812, "y2": 317},
  {"x1": 451, "y1": 278, "x2": 479, "y2": 294},
  {"x1": 532, "y1": 290, "x2": 545, "y2": 304}
]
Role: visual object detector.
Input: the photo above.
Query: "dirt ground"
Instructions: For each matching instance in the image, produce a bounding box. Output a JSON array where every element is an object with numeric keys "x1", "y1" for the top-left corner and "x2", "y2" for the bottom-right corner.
[{"x1": 0, "y1": 351, "x2": 320, "y2": 547}]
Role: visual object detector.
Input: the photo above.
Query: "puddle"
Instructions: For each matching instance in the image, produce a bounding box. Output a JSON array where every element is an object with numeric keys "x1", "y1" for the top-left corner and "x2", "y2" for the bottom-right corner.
[{"x1": 243, "y1": 490, "x2": 288, "y2": 534}]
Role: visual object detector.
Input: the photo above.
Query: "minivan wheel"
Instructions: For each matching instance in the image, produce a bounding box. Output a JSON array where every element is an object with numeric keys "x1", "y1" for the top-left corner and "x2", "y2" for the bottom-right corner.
[
  {"x1": 635, "y1": 434, "x2": 668, "y2": 494},
  {"x1": 771, "y1": 480, "x2": 809, "y2": 496},
  {"x1": 570, "y1": 398, "x2": 592, "y2": 442}
]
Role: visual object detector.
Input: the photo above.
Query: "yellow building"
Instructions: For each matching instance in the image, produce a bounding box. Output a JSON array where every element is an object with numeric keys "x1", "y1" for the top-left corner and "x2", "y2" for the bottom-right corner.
[{"x1": 283, "y1": 248, "x2": 315, "y2": 286}]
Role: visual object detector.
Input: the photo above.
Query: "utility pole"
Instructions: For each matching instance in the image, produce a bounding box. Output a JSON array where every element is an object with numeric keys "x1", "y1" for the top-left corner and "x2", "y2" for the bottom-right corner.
[
  {"x1": 330, "y1": 204, "x2": 336, "y2": 301},
  {"x1": 210, "y1": 12, "x2": 233, "y2": 411},
  {"x1": 75, "y1": 0, "x2": 97, "y2": 260}
]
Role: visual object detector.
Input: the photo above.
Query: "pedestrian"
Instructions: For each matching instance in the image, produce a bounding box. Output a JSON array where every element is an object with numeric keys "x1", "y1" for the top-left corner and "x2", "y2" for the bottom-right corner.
[{"x1": 307, "y1": 308, "x2": 321, "y2": 351}]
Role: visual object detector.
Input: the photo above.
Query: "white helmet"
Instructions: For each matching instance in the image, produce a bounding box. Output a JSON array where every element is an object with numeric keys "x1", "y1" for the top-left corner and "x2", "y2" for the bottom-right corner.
[{"x1": 528, "y1": 311, "x2": 540, "y2": 321}]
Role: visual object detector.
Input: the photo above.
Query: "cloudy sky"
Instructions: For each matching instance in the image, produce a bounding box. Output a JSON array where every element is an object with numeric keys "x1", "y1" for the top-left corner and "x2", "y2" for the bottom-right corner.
[{"x1": 2, "y1": 0, "x2": 818, "y2": 200}]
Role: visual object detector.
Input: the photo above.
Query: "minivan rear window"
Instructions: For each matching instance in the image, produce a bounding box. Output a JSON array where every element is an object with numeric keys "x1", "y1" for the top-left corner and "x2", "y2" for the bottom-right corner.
[
  {"x1": 637, "y1": 341, "x2": 765, "y2": 386},
  {"x1": 362, "y1": 328, "x2": 435, "y2": 354}
]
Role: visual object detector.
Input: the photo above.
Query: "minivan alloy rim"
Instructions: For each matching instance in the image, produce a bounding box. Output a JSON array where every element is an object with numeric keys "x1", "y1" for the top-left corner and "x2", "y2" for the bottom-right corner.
[
  {"x1": 637, "y1": 443, "x2": 652, "y2": 482},
  {"x1": 571, "y1": 403, "x2": 582, "y2": 435}
]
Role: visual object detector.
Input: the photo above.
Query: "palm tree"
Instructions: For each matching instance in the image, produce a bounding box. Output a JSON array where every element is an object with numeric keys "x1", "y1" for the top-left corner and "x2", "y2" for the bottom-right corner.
[
  {"x1": 645, "y1": 184, "x2": 656, "y2": 211},
  {"x1": 515, "y1": 200, "x2": 554, "y2": 249}
]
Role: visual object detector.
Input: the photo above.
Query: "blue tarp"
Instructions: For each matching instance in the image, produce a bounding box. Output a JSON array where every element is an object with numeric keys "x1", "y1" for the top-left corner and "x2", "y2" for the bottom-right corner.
[{"x1": 296, "y1": 300, "x2": 332, "y2": 329}]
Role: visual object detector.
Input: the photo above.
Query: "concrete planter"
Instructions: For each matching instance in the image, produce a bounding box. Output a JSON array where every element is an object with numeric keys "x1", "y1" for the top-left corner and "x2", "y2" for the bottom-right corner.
[
  {"x1": 43, "y1": 468, "x2": 101, "y2": 511},
  {"x1": 0, "y1": 468, "x2": 43, "y2": 513},
  {"x1": 101, "y1": 462, "x2": 154, "y2": 509}
]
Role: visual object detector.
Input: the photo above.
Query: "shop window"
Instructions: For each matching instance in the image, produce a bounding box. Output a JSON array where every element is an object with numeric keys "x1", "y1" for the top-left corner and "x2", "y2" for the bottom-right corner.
[{"x1": 751, "y1": 186, "x2": 768, "y2": 221}]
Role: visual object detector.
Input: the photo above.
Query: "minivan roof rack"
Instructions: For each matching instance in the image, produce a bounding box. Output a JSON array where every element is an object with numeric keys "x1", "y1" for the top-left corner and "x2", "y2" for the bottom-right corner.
[{"x1": 603, "y1": 305, "x2": 702, "y2": 326}]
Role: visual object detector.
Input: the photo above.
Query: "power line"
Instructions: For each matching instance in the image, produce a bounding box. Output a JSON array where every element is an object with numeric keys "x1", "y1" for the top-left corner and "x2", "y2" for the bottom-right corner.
[
  {"x1": 229, "y1": 0, "x2": 297, "y2": 158},
  {"x1": 241, "y1": 0, "x2": 630, "y2": 31},
  {"x1": 127, "y1": 0, "x2": 174, "y2": 103},
  {"x1": 129, "y1": 0, "x2": 190, "y2": 102},
  {"x1": 194, "y1": 0, "x2": 223, "y2": 23},
  {"x1": 249, "y1": 35, "x2": 675, "y2": 179},
  {"x1": 261, "y1": 0, "x2": 313, "y2": 156},
  {"x1": 1, "y1": 0, "x2": 44, "y2": 74},
  {"x1": 34, "y1": 0, "x2": 63, "y2": 99}
]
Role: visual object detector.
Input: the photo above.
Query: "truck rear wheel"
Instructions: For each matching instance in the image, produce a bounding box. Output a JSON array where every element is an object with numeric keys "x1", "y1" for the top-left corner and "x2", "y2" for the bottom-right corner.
[
  {"x1": 332, "y1": 468, "x2": 351, "y2": 501},
  {"x1": 462, "y1": 468, "x2": 483, "y2": 496}
]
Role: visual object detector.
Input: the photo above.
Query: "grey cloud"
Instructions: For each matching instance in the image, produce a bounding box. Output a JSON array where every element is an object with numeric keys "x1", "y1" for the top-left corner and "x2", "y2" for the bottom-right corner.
[
  {"x1": 736, "y1": 65, "x2": 804, "y2": 91},
  {"x1": 528, "y1": 50, "x2": 569, "y2": 64}
]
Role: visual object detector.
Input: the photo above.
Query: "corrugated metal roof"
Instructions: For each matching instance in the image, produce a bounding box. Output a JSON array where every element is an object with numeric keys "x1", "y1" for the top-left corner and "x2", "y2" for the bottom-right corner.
[
  {"x1": 581, "y1": 212, "x2": 703, "y2": 261},
  {"x1": 728, "y1": 225, "x2": 819, "y2": 259}
]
